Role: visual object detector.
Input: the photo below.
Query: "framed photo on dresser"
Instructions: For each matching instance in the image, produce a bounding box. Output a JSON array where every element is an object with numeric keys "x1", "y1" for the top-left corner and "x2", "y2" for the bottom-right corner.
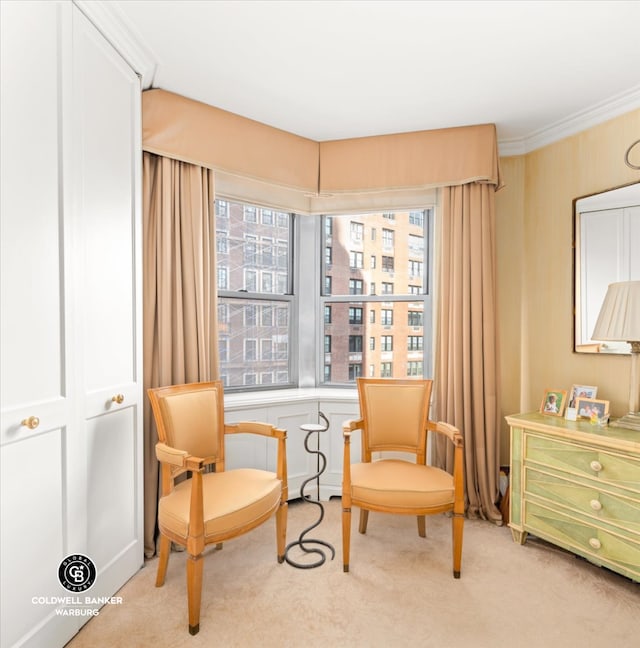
[
  {"x1": 568, "y1": 384, "x2": 598, "y2": 408},
  {"x1": 540, "y1": 389, "x2": 567, "y2": 417},
  {"x1": 576, "y1": 397, "x2": 609, "y2": 420}
]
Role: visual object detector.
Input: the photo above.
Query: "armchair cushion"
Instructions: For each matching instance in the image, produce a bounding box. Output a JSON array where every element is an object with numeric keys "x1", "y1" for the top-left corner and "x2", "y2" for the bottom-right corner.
[
  {"x1": 350, "y1": 460, "x2": 454, "y2": 509},
  {"x1": 158, "y1": 469, "x2": 282, "y2": 542},
  {"x1": 159, "y1": 389, "x2": 221, "y2": 458}
]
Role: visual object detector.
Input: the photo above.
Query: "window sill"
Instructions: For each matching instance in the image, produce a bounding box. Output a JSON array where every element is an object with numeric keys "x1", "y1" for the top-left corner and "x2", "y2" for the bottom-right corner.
[{"x1": 224, "y1": 386, "x2": 358, "y2": 411}]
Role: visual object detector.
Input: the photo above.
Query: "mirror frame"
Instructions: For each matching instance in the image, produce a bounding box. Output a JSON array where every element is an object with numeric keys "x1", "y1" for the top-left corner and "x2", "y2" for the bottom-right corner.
[{"x1": 572, "y1": 181, "x2": 640, "y2": 355}]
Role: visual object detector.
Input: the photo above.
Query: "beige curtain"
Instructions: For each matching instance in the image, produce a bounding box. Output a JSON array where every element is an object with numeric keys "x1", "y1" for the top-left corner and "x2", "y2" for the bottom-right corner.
[
  {"x1": 142, "y1": 152, "x2": 219, "y2": 557},
  {"x1": 434, "y1": 183, "x2": 502, "y2": 524}
]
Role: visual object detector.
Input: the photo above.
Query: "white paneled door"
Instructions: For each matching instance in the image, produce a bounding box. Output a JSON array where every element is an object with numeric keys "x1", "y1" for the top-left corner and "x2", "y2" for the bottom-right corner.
[
  {"x1": 0, "y1": 3, "x2": 143, "y2": 647},
  {"x1": 70, "y1": 5, "x2": 143, "y2": 606},
  {"x1": 1, "y1": 3, "x2": 77, "y2": 646}
]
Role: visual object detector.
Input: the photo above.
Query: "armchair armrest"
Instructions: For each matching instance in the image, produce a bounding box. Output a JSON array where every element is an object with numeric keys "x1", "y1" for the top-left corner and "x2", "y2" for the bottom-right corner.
[
  {"x1": 427, "y1": 421, "x2": 464, "y2": 448},
  {"x1": 155, "y1": 442, "x2": 206, "y2": 471},
  {"x1": 342, "y1": 419, "x2": 362, "y2": 501},
  {"x1": 342, "y1": 418, "x2": 364, "y2": 439},
  {"x1": 156, "y1": 442, "x2": 188, "y2": 466},
  {"x1": 153, "y1": 443, "x2": 208, "y2": 555},
  {"x1": 225, "y1": 421, "x2": 286, "y2": 439},
  {"x1": 427, "y1": 421, "x2": 465, "y2": 515}
]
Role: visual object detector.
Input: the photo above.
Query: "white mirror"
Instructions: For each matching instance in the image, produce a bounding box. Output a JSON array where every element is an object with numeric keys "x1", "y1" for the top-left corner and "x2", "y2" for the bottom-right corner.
[{"x1": 573, "y1": 182, "x2": 640, "y2": 354}]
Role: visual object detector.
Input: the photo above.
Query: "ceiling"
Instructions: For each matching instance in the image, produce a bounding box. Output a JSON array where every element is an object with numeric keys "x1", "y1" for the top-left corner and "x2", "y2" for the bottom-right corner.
[{"x1": 108, "y1": 0, "x2": 640, "y2": 152}]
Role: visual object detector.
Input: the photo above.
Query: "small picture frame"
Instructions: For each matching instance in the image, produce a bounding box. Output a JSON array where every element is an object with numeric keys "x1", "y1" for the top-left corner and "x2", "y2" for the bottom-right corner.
[
  {"x1": 568, "y1": 384, "x2": 598, "y2": 408},
  {"x1": 540, "y1": 389, "x2": 568, "y2": 417},
  {"x1": 575, "y1": 397, "x2": 610, "y2": 420}
]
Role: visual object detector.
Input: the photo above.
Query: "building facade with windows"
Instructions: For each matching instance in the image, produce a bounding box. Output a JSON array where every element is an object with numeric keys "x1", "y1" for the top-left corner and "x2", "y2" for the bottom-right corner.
[
  {"x1": 216, "y1": 200, "x2": 293, "y2": 388},
  {"x1": 322, "y1": 209, "x2": 431, "y2": 384}
]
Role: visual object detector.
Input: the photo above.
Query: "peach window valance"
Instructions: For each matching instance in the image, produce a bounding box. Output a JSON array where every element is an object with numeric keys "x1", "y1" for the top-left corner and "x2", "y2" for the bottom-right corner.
[
  {"x1": 142, "y1": 88, "x2": 502, "y2": 209},
  {"x1": 142, "y1": 89, "x2": 319, "y2": 195},
  {"x1": 318, "y1": 125, "x2": 502, "y2": 194}
]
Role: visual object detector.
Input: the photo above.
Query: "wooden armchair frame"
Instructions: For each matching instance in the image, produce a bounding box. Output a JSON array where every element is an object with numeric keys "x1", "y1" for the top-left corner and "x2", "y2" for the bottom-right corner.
[
  {"x1": 341, "y1": 378, "x2": 464, "y2": 577},
  {"x1": 148, "y1": 381, "x2": 288, "y2": 635}
]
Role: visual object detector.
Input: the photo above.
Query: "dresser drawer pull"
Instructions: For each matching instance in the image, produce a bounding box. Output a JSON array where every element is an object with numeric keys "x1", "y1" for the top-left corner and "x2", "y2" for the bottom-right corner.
[
  {"x1": 590, "y1": 460, "x2": 603, "y2": 472},
  {"x1": 588, "y1": 537, "x2": 602, "y2": 550},
  {"x1": 589, "y1": 499, "x2": 602, "y2": 511}
]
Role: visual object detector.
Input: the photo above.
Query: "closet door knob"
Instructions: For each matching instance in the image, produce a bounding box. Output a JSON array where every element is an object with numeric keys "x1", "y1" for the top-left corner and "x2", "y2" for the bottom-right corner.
[
  {"x1": 590, "y1": 460, "x2": 603, "y2": 472},
  {"x1": 112, "y1": 394, "x2": 125, "y2": 404},
  {"x1": 21, "y1": 416, "x2": 40, "y2": 429}
]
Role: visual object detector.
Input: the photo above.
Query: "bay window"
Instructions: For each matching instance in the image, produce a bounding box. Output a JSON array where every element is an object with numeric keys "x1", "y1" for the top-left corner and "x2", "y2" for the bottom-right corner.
[{"x1": 215, "y1": 198, "x2": 433, "y2": 390}]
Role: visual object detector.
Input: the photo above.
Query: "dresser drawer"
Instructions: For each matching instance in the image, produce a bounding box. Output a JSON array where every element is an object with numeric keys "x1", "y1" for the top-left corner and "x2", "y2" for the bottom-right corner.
[
  {"x1": 525, "y1": 467, "x2": 640, "y2": 536},
  {"x1": 525, "y1": 433, "x2": 640, "y2": 494},
  {"x1": 524, "y1": 500, "x2": 640, "y2": 581}
]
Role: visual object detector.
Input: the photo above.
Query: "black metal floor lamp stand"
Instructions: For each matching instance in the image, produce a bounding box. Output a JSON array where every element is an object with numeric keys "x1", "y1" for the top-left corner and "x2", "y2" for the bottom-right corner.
[{"x1": 284, "y1": 411, "x2": 335, "y2": 569}]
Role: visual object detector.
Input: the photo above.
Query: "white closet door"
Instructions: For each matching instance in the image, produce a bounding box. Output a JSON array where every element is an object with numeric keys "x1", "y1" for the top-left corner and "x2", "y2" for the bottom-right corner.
[
  {"x1": 0, "y1": 2, "x2": 78, "y2": 647},
  {"x1": 68, "y1": 6, "x2": 143, "y2": 601},
  {"x1": 1, "y1": 3, "x2": 143, "y2": 646}
]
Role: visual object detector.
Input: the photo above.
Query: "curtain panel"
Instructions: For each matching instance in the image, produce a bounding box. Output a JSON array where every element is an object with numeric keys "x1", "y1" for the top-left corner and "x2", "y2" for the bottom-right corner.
[
  {"x1": 434, "y1": 183, "x2": 503, "y2": 523},
  {"x1": 142, "y1": 152, "x2": 219, "y2": 557}
]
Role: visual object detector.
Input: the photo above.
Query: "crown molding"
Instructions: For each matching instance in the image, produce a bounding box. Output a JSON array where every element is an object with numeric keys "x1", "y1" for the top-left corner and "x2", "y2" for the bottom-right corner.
[
  {"x1": 72, "y1": 0, "x2": 156, "y2": 88},
  {"x1": 499, "y1": 85, "x2": 640, "y2": 158},
  {"x1": 497, "y1": 138, "x2": 526, "y2": 157}
]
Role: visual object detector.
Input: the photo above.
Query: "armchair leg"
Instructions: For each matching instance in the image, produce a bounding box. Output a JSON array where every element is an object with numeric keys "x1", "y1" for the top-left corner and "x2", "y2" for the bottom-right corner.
[
  {"x1": 452, "y1": 514, "x2": 464, "y2": 578},
  {"x1": 186, "y1": 553, "x2": 204, "y2": 635},
  {"x1": 155, "y1": 534, "x2": 171, "y2": 587},
  {"x1": 276, "y1": 500, "x2": 288, "y2": 563},
  {"x1": 342, "y1": 505, "x2": 351, "y2": 572},
  {"x1": 358, "y1": 509, "x2": 369, "y2": 534},
  {"x1": 417, "y1": 515, "x2": 426, "y2": 538}
]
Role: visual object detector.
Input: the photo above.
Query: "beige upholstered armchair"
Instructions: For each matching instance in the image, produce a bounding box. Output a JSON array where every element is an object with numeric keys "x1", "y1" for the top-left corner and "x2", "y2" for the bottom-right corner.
[
  {"x1": 342, "y1": 378, "x2": 464, "y2": 577},
  {"x1": 147, "y1": 381, "x2": 288, "y2": 635}
]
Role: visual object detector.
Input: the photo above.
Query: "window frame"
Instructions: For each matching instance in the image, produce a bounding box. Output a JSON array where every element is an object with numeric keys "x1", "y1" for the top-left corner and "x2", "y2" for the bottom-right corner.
[
  {"x1": 215, "y1": 184, "x2": 437, "y2": 393},
  {"x1": 216, "y1": 197, "x2": 297, "y2": 393},
  {"x1": 318, "y1": 208, "x2": 434, "y2": 386}
]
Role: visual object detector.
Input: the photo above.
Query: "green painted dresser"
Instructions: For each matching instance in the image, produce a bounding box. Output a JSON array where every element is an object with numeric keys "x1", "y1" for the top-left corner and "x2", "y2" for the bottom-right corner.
[{"x1": 506, "y1": 412, "x2": 640, "y2": 582}]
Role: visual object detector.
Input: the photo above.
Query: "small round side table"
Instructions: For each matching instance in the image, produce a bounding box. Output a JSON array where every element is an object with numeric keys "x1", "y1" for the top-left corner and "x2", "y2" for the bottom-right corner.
[{"x1": 284, "y1": 412, "x2": 335, "y2": 569}]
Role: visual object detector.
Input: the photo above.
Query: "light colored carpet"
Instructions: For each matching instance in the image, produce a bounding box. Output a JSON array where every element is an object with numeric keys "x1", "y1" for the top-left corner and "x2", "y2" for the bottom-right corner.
[{"x1": 66, "y1": 498, "x2": 639, "y2": 648}]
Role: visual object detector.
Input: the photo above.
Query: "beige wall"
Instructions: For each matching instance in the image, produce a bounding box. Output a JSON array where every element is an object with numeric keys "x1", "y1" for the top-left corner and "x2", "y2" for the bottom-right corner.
[{"x1": 496, "y1": 109, "x2": 640, "y2": 464}]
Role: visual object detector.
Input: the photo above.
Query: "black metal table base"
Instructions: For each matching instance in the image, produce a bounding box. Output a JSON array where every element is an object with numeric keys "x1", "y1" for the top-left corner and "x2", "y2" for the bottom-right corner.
[{"x1": 284, "y1": 416, "x2": 335, "y2": 569}]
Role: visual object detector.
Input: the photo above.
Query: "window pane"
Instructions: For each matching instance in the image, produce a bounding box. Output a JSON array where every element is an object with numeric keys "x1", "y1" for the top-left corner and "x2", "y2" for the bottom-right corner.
[
  {"x1": 409, "y1": 211, "x2": 423, "y2": 226},
  {"x1": 322, "y1": 300, "x2": 424, "y2": 383},
  {"x1": 216, "y1": 200, "x2": 291, "y2": 294},
  {"x1": 349, "y1": 279, "x2": 363, "y2": 295},
  {"x1": 320, "y1": 207, "x2": 431, "y2": 385},
  {"x1": 348, "y1": 307, "x2": 363, "y2": 324},
  {"x1": 218, "y1": 298, "x2": 290, "y2": 388},
  {"x1": 322, "y1": 211, "x2": 428, "y2": 296},
  {"x1": 349, "y1": 335, "x2": 363, "y2": 352},
  {"x1": 216, "y1": 199, "x2": 294, "y2": 392}
]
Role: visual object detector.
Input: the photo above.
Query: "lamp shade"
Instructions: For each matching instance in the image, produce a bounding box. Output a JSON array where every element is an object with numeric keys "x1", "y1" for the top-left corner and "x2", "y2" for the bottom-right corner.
[{"x1": 592, "y1": 281, "x2": 640, "y2": 342}]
